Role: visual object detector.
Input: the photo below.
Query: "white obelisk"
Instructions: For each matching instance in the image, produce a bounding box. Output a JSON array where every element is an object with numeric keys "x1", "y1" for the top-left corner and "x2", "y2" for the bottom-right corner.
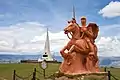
[{"x1": 42, "y1": 28, "x2": 53, "y2": 61}]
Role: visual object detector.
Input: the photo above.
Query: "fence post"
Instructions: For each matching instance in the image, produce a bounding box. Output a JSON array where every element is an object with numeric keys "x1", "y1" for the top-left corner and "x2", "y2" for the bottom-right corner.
[
  {"x1": 32, "y1": 68, "x2": 36, "y2": 80},
  {"x1": 43, "y1": 69, "x2": 45, "y2": 79},
  {"x1": 34, "y1": 68, "x2": 36, "y2": 79},
  {"x1": 104, "y1": 67, "x2": 107, "y2": 72},
  {"x1": 108, "y1": 71, "x2": 111, "y2": 80},
  {"x1": 13, "y1": 70, "x2": 16, "y2": 80}
]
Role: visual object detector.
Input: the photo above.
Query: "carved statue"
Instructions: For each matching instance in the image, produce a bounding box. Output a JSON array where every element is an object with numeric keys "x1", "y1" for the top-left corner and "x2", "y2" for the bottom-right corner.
[
  {"x1": 80, "y1": 17, "x2": 99, "y2": 72},
  {"x1": 59, "y1": 17, "x2": 99, "y2": 74}
]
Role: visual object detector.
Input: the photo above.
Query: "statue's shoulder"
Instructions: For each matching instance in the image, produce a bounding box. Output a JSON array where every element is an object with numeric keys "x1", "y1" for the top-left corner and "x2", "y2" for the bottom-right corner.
[{"x1": 87, "y1": 23, "x2": 99, "y2": 31}]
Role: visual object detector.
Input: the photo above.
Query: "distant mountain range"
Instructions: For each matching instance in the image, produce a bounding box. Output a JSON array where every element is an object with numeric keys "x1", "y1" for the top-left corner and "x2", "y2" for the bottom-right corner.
[
  {"x1": 99, "y1": 56, "x2": 120, "y2": 67},
  {"x1": 0, "y1": 54, "x2": 120, "y2": 67}
]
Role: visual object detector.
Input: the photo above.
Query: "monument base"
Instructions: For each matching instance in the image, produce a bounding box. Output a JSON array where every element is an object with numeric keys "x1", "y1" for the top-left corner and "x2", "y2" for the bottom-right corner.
[{"x1": 46, "y1": 71, "x2": 108, "y2": 80}]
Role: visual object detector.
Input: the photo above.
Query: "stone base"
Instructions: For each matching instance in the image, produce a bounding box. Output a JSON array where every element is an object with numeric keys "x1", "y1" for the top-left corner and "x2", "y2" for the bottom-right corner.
[{"x1": 46, "y1": 71, "x2": 108, "y2": 80}]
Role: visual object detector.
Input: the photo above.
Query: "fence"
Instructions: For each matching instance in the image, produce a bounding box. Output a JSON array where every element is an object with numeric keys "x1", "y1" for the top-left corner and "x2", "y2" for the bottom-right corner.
[
  {"x1": 104, "y1": 67, "x2": 120, "y2": 80},
  {"x1": 13, "y1": 67, "x2": 120, "y2": 80},
  {"x1": 13, "y1": 68, "x2": 48, "y2": 80},
  {"x1": 13, "y1": 68, "x2": 38, "y2": 80}
]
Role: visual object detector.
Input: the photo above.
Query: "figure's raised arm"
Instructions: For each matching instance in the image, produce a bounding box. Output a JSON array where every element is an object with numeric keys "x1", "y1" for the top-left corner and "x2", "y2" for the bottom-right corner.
[{"x1": 85, "y1": 25, "x2": 94, "y2": 38}]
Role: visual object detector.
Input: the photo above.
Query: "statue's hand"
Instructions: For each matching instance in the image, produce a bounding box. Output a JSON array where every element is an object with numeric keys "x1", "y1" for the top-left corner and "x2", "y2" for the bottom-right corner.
[
  {"x1": 60, "y1": 50, "x2": 63, "y2": 54},
  {"x1": 68, "y1": 51, "x2": 72, "y2": 54},
  {"x1": 89, "y1": 52, "x2": 95, "y2": 56},
  {"x1": 60, "y1": 50, "x2": 68, "y2": 59},
  {"x1": 81, "y1": 27, "x2": 87, "y2": 32},
  {"x1": 81, "y1": 29, "x2": 84, "y2": 32}
]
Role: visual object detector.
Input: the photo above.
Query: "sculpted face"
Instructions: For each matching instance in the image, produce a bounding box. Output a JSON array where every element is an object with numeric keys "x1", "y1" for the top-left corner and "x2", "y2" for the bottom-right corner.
[{"x1": 81, "y1": 18, "x2": 86, "y2": 25}]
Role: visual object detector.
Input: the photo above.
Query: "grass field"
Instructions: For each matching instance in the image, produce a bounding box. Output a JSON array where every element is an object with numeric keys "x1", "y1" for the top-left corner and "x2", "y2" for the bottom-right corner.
[{"x1": 0, "y1": 63, "x2": 120, "y2": 80}]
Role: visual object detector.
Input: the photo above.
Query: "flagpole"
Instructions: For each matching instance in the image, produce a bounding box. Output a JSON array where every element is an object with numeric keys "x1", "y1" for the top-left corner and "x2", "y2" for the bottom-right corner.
[{"x1": 72, "y1": 5, "x2": 76, "y2": 19}]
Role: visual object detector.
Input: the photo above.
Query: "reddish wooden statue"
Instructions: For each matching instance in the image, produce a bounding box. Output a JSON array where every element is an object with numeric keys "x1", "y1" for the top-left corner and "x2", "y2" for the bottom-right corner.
[{"x1": 59, "y1": 17, "x2": 99, "y2": 74}]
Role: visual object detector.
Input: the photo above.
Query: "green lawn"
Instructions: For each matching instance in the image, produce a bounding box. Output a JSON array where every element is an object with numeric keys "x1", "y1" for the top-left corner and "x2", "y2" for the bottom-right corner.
[
  {"x1": 0, "y1": 63, "x2": 60, "y2": 80},
  {"x1": 0, "y1": 63, "x2": 120, "y2": 80}
]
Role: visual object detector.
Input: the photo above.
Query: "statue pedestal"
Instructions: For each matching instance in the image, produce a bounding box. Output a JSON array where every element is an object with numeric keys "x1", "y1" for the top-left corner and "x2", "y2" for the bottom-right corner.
[{"x1": 47, "y1": 71, "x2": 108, "y2": 80}]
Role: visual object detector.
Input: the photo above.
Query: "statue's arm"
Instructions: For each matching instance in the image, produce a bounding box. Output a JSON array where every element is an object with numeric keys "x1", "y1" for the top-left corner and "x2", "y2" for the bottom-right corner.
[
  {"x1": 84, "y1": 27, "x2": 94, "y2": 38},
  {"x1": 60, "y1": 41, "x2": 72, "y2": 58},
  {"x1": 60, "y1": 45, "x2": 67, "y2": 53}
]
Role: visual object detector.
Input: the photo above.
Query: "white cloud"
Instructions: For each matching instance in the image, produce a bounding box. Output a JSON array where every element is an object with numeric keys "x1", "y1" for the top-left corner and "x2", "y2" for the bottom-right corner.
[
  {"x1": 95, "y1": 24, "x2": 120, "y2": 57},
  {"x1": 0, "y1": 41, "x2": 9, "y2": 46},
  {"x1": 99, "y1": 24, "x2": 120, "y2": 37},
  {"x1": 99, "y1": 1, "x2": 120, "y2": 18},
  {"x1": 0, "y1": 22, "x2": 120, "y2": 57},
  {"x1": 0, "y1": 22, "x2": 69, "y2": 55},
  {"x1": 96, "y1": 36, "x2": 120, "y2": 57}
]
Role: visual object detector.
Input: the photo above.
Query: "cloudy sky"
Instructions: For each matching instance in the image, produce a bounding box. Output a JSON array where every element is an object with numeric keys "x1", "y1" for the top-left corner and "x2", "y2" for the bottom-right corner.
[{"x1": 0, "y1": 0, "x2": 120, "y2": 56}]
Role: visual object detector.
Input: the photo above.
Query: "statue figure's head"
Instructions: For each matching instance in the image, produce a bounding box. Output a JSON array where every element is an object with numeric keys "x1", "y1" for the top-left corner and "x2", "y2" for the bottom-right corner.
[{"x1": 80, "y1": 16, "x2": 86, "y2": 25}]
